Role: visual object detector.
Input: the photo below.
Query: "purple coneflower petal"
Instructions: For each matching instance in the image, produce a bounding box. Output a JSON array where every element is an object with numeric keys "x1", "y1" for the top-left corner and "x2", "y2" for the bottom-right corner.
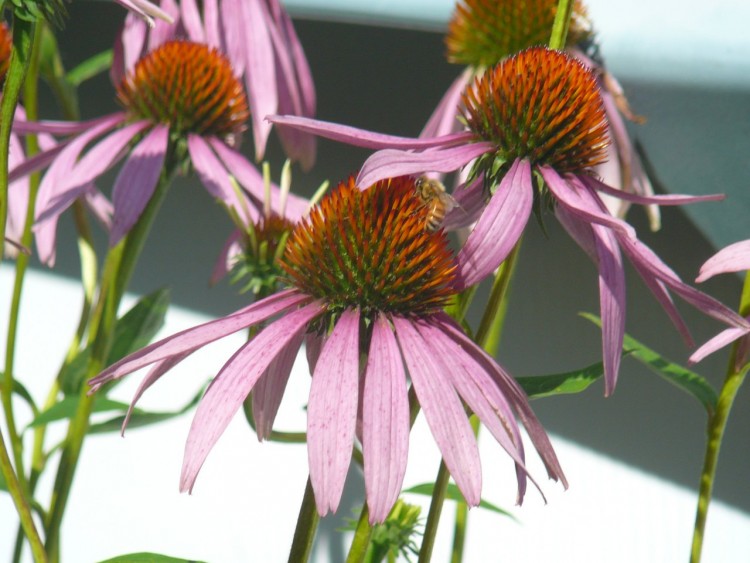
[
  {"x1": 187, "y1": 134, "x2": 245, "y2": 214},
  {"x1": 111, "y1": 15, "x2": 145, "y2": 86},
  {"x1": 218, "y1": 0, "x2": 246, "y2": 75},
  {"x1": 363, "y1": 315, "x2": 410, "y2": 523},
  {"x1": 357, "y1": 142, "x2": 493, "y2": 189},
  {"x1": 9, "y1": 143, "x2": 66, "y2": 185},
  {"x1": 148, "y1": 0, "x2": 180, "y2": 50},
  {"x1": 690, "y1": 326, "x2": 750, "y2": 364},
  {"x1": 111, "y1": 125, "x2": 169, "y2": 245},
  {"x1": 434, "y1": 313, "x2": 568, "y2": 487},
  {"x1": 268, "y1": 114, "x2": 476, "y2": 150},
  {"x1": 251, "y1": 331, "x2": 305, "y2": 441},
  {"x1": 393, "y1": 316, "x2": 482, "y2": 506},
  {"x1": 202, "y1": 0, "x2": 221, "y2": 49},
  {"x1": 696, "y1": 239, "x2": 750, "y2": 282},
  {"x1": 456, "y1": 158, "x2": 533, "y2": 288},
  {"x1": 12, "y1": 114, "x2": 119, "y2": 136},
  {"x1": 209, "y1": 229, "x2": 243, "y2": 285},
  {"x1": 84, "y1": 190, "x2": 114, "y2": 229},
  {"x1": 582, "y1": 175, "x2": 724, "y2": 206},
  {"x1": 179, "y1": 0, "x2": 205, "y2": 42},
  {"x1": 305, "y1": 331, "x2": 325, "y2": 376},
  {"x1": 89, "y1": 289, "x2": 310, "y2": 390},
  {"x1": 421, "y1": 69, "x2": 470, "y2": 139},
  {"x1": 442, "y1": 175, "x2": 486, "y2": 231},
  {"x1": 307, "y1": 308, "x2": 361, "y2": 515},
  {"x1": 181, "y1": 302, "x2": 321, "y2": 492},
  {"x1": 115, "y1": 0, "x2": 174, "y2": 27}
]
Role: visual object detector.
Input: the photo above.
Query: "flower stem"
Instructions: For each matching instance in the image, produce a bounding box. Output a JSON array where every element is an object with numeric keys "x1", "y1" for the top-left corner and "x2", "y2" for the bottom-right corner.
[
  {"x1": 0, "y1": 18, "x2": 34, "y2": 263},
  {"x1": 288, "y1": 476, "x2": 320, "y2": 563},
  {"x1": 690, "y1": 271, "x2": 750, "y2": 563},
  {"x1": 548, "y1": 0, "x2": 574, "y2": 50},
  {"x1": 346, "y1": 502, "x2": 373, "y2": 563},
  {"x1": 419, "y1": 460, "x2": 451, "y2": 563}
]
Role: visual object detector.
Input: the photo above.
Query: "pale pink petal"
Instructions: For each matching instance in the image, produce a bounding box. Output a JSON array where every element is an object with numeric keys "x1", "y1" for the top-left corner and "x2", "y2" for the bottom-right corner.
[
  {"x1": 187, "y1": 134, "x2": 244, "y2": 212},
  {"x1": 420, "y1": 69, "x2": 470, "y2": 138},
  {"x1": 202, "y1": 0, "x2": 221, "y2": 49},
  {"x1": 88, "y1": 290, "x2": 310, "y2": 391},
  {"x1": 9, "y1": 142, "x2": 66, "y2": 184},
  {"x1": 363, "y1": 315, "x2": 410, "y2": 523},
  {"x1": 308, "y1": 309, "x2": 361, "y2": 515},
  {"x1": 393, "y1": 316, "x2": 482, "y2": 506},
  {"x1": 148, "y1": 0, "x2": 180, "y2": 50},
  {"x1": 690, "y1": 326, "x2": 750, "y2": 364},
  {"x1": 180, "y1": 302, "x2": 321, "y2": 492},
  {"x1": 209, "y1": 229, "x2": 243, "y2": 285},
  {"x1": 434, "y1": 313, "x2": 567, "y2": 487},
  {"x1": 83, "y1": 189, "x2": 114, "y2": 230},
  {"x1": 456, "y1": 158, "x2": 533, "y2": 288},
  {"x1": 357, "y1": 142, "x2": 493, "y2": 189},
  {"x1": 582, "y1": 174, "x2": 724, "y2": 206},
  {"x1": 111, "y1": 125, "x2": 169, "y2": 245},
  {"x1": 179, "y1": 0, "x2": 205, "y2": 42},
  {"x1": 252, "y1": 331, "x2": 305, "y2": 440},
  {"x1": 115, "y1": 0, "x2": 174, "y2": 27},
  {"x1": 696, "y1": 239, "x2": 750, "y2": 282},
  {"x1": 305, "y1": 331, "x2": 325, "y2": 376},
  {"x1": 441, "y1": 175, "x2": 487, "y2": 231},
  {"x1": 12, "y1": 114, "x2": 119, "y2": 135},
  {"x1": 268, "y1": 115, "x2": 476, "y2": 150},
  {"x1": 274, "y1": 0, "x2": 316, "y2": 119},
  {"x1": 219, "y1": 0, "x2": 246, "y2": 75}
]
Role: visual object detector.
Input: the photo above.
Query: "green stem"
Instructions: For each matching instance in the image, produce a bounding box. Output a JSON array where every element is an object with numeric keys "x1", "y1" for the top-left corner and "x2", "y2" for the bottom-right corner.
[
  {"x1": 418, "y1": 460, "x2": 451, "y2": 563},
  {"x1": 44, "y1": 149, "x2": 177, "y2": 561},
  {"x1": 690, "y1": 272, "x2": 750, "y2": 563},
  {"x1": 0, "y1": 18, "x2": 34, "y2": 263},
  {"x1": 548, "y1": 0, "x2": 574, "y2": 50},
  {"x1": 288, "y1": 476, "x2": 320, "y2": 563},
  {"x1": 346, "y1": 502, "x2": 373, "y2": 563}
]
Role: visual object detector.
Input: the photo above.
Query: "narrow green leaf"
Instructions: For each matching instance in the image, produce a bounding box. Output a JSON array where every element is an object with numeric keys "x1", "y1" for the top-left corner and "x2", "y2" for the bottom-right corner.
[
  {"x1": 67, "y1": 49, "x2": 113, "y2": 86},
  {"x1": 99, "y1": 553, "x2": 206, "y2": 563},
  {"x1": 516, "y1": 362, "x2": 604, "y2": 398},
  {"x1": 0, "y1": 469, "x2": 7, "y2": 491},
  {"x1": 26, "y1": 396, "x2": 130, "y2": 429},
  {"x1": 0, "y1": 376, "x2": 39, "y2": 414},
  {"x1": 581, "y1": 313, "x2": 718, "y2": 414},
  {"x1": 404, "y1": 483, "x2": 517, "y2": 521}
]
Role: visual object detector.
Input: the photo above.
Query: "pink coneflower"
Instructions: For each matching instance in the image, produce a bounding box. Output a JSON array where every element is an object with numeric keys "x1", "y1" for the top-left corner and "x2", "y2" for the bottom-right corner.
[
  {"x1": 424, "y1": 0, "x2": 660, "y2": 229},
  {"x1": 113, "y1": 0, "x2": 316, "y2": 168},
  {"x1": 270, "y1": 47, "x2": 750, "y2": 395},
  {"x1": 12, "y1": 31, "x2": 308, "y2": 266},
  {"x1": 690, "y1": 240, "x2": 750, "y2": 366},
  {"x1": 89, "y1": 175, "x2": 566, "y2": 523}
]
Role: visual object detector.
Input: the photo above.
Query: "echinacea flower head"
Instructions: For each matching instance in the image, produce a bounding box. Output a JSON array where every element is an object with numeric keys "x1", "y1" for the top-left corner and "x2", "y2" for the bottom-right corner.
[
  {"x1": 90, "y1": 175, "x2": 566, "y2": 524},
  {"x1": 270, "y1": 46, "x2": 749, "y2": 397}
]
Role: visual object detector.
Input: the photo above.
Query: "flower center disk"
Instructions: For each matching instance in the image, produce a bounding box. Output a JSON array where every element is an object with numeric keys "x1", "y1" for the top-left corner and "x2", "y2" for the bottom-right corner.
[
  {"x1": 463, "y1": 46, "x2": 609, "y2": 175},
  {"x1": 117, "y1": 40, "x2": 249, "y2": 139},
  {"x1": 281, "y1": 177, "x2": 458, "y2": 319},
  {"x1": 447, "y1": 0, "x2": 592, "y2": 67}
]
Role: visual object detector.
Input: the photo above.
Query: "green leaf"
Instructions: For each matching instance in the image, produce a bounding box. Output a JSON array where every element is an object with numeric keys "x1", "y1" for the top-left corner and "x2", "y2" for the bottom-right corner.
[
  {"x1": 403, "y1": 483, "x2": 517, "y2": 521},
  {"x1": 27, "y1": 396, "x2": 130, "y2": 430},
  {"x1": 67, "y1": 49, "x2": 114, "y2": 86},
  {"x1": 0, "y1": 469, "x2": 7, "y2": 491},
  {"x1": 516, "y1": 362, "x2": 604, "y2": 399},
  {"x1": 60, "y1": 288, "x2": 170, "y2": 395},
  {"x1": 88, "y1": 386, "x2": 205, "y2": 434},
  {"x1": 581, "y1": 313, "x2": 718, "y2": 414},
  {"x1": 99, "y1": 553, "x2": 207, "y2": 563}
]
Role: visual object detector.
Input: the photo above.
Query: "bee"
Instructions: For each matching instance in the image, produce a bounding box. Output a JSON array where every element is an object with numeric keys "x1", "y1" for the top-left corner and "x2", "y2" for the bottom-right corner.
[{"x1": 414, "y1": 176, "x2": 458, "y2": 233}]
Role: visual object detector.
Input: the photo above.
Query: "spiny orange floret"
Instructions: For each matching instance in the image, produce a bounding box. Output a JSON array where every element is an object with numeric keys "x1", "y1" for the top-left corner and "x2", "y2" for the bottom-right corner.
[
  {"x1": 463, "y1": 46, "x2": 609, "y2": 173},
  {"x1": 447, "y1": 0, "x2": 591, "y2": 67},
  {"x1": 0, "y1": 23, "x2": 11, "y2": 82},
  {"x1": 117, "y1": 40, "x2": 249, "y2": 139},
  {"x1": 281, "y1": 176, "x2": 458, "y2": 318}
]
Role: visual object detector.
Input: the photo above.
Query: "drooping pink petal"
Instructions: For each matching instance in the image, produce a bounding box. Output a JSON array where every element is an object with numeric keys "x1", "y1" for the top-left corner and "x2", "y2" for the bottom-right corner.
[
  {"x1": 268, "y1": 115, "x2": 477, "y2": 150},
  {"x1": 393, "y1": 316, "x2": 482, "y2": 506},
  {"x1": 115, "y1": 0, "x2": 174, "y2": 27},
  {"x1": 179, "y1": 0, "x2": 205, "y2": 42},
  {"x1": 415, "y1": 318, "x2": 541, "y2": 505},
  {"x1": 273, "y1": 0, "x2": 315, "y2": 120},
  {"x1": 111, "y1": 125, "x2": 169, "y2": 245},
  {"x1": 84, "y1": 189, "x2": 114, "y2": 230},
  {"x1": 209, "y1": 229, "x2": 243, "y2": 285},
  {"x1": 252, "y1": 331, "x2": 305, "y2": 441},
  {"x1": 420, "y1": 69, "x2": 470, "y2": 138},
  {"x1": 456, "y1": 158, "x2": 533, "y2": 288},
  {"x1": 187, "y1": 133, "x2": 245, "y2": 213},
  {"x1": 305, "y1": 331, "x2": 325, "y2": 376},
  {"x1": 363, "y1": 315, "x2": 410, "y2": 523},
  {"x1": 434, "y1": 313, "x2": 567, "y2": 487},
  {"x1": 357, "y1": 142, "x2": 493, "y2": 189},
  {"x1": 8, "y1": 142, "x2": 66, "y2": 184},
  {"x1": 202, "y1": 0, "x2": 220, "y2": 49},
  {"x1": 180, "y1": 302, "x2": 321, "y2": 492},
  {"x1": 89, "y1": 289, "x2": 310, "y2": 390},
  {"x1": 541, "y1": 167, "x2": 636, "y2": 239},
  {"x1": 12, "y1": 114, "x2": 119, "y2": 136},
  {"x1": 696, "y1": 239, "x2": 750, "y2": 282},
  {"x1": 147, "y1": 0, "x2": 180, "y2": 50},
  {"x1": 582, "y1": 174, "x2": 724, "y2": 206},
  {"x1": 442, "y1": 175, "x2": 487, "y2": 231},
  {"x1": 690, "y1": 326, "x2": 750, "y2": 364},
  {"x1": 218, "y1": 0, "x2": 246, "y2": 75},
  {"x1": 307, "y1": 308, "x2": 361, "y2": 515}
]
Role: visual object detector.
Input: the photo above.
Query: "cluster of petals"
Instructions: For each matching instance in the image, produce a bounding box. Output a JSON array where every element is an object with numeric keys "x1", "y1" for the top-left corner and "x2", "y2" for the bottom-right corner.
[
  {"x1": 89, "y1": 179, "x2": 567, "y2": 523},
  {"x1": 690, "y1": 239, "x2": 750, "y2": 366},
  {"x1": 115, "y1": 0, "x2": 174, "y2": 27},
  {"x1": 11, "y1": 0, "x2": 311, "y2": 266}
]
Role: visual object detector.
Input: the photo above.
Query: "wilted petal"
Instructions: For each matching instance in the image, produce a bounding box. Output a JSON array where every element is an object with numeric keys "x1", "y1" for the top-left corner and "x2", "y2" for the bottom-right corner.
[
  {"x1": 252, "y1": 331, "x2": 305, "y2": 440},
  {"x1": 393, "y1": 316, "x2": 482, "y2": 505},
  {"x1": 363, "y1": 315, "x2": 409, "y2": 523},
  {"x1": 696, "y1": 239, "x2": 750, "y2": 282},
  {"x1": 308, "y1": 309, "x2": 361, "y2": 515},
  {"x1": 89, "y1": 290, "x2": 310, "y2": 389},
  {"x1": 357, "y1": 142, "x2": 493, "y2": 189},
  {"x1": 111, "y1": 125, "x2": 169, "y2": 245},
  {"x1": 181, "y1": 302, "x2": 321, "y2": 492},
  {"x1": 456, "y1": 158, "x2": 533, "y2": 288}
]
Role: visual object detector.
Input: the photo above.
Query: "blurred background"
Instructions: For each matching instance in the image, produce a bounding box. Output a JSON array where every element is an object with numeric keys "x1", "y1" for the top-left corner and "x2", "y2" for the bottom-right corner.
[{"x1": 3, "y1": 0, "x2": 749, "y2": 560}]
